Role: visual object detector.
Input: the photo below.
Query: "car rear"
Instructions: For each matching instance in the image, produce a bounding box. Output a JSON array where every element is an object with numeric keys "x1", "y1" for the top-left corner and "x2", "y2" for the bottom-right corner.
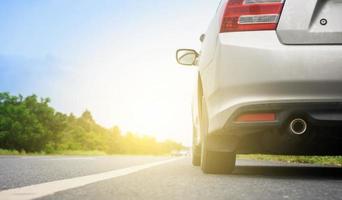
[
  {"x1": 201, "y1": 0, "x2": 342, "y2": 166},
  {"x1": 207, "y1": 0, "x2": 342, "y2": 153}
]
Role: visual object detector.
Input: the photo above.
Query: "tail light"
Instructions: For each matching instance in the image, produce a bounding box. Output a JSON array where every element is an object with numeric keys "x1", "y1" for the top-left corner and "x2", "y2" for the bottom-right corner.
[{"x1": 220, "y1": 0, "x2": 285, "y2": 33}]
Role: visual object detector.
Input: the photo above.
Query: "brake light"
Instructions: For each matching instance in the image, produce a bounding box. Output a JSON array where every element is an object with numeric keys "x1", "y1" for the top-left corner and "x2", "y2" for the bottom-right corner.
[{"x1": 220, "y1": 0, "x2": 285, "y2": 32}]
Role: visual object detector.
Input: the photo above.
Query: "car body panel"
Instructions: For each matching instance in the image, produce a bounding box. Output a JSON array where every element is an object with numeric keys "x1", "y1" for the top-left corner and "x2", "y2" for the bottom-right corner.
[
  {"x1": 277, "y1": 0, "x2": 342, "y2": 44},
  {"x1": 199, "y1": 30, "x2": 342, "y2": 134}
]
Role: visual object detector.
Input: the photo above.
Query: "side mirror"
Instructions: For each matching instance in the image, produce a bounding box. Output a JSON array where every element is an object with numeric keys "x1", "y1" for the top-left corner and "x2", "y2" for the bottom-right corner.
[
  {"x1": 200, "y1": 34, "x2": 206, "y2": 43},
  {"x1": 176, "y1": 49, "x2": 199, "y2": 66}
]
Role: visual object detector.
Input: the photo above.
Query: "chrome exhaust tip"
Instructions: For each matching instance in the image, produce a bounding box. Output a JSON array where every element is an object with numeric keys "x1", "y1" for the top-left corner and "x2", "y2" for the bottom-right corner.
[{"x1": 289, "y1": 118, "x2": 307, "y2": 135}]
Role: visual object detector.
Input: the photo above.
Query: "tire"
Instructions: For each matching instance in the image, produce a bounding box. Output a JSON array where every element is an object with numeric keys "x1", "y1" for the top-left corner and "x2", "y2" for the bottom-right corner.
[
  {"x1": 200, "y1": 97, "x2": 236, "y2": 174},
  {"x1": 192, "y1": 124, "x2": 201, "y2": 166},
  {"x1": 192, "y1": 144, "x2": 201, "y2": 166},
  {"x1": 201, "y1": 136, "x2": 236, "y2": 174}
]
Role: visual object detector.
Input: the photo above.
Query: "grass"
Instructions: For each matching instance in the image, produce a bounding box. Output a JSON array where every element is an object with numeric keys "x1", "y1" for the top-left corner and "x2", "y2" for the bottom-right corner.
[
  {"x1": 0, "y1": 149, "x2": 22, "y2": 155},
  {"x1": 0, "y1": 149, "x2": 108, "y2": 156},
  {"x1": 0, "y1": 149, "x2": 169, "y2": 157},
  {"x1": 238, "y1": 154, "x2": 342, "y2": 167},
  {"x1": 2, "y1": 148, "x2": 340, "y2": 166}
]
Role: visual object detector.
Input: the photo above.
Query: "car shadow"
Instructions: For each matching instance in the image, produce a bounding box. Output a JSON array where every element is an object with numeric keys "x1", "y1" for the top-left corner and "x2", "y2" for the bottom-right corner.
[{"x1": 232, "y1": 165, "x2": 342, "y2": 180}]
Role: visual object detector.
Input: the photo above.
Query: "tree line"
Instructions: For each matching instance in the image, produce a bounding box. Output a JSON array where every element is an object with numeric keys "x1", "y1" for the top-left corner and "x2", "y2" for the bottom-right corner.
[{"x1": 0, "y1": 92, "x2": 184, "y2": 154}]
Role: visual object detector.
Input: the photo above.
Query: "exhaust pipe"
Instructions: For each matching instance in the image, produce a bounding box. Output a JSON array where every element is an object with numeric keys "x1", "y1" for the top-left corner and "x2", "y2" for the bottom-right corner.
[{"x1": 289, "y1": 118, "x2": 307, "y2": 135}]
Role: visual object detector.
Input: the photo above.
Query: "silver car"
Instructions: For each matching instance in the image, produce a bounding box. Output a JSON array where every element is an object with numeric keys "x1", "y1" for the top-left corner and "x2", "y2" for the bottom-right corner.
[{"x1": 176, "y1": 0, "x2": 342, "y2": 174}]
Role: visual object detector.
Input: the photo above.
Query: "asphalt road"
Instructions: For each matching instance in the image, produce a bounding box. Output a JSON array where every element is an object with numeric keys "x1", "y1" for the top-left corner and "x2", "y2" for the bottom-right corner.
[{"x1": 0, "y1": 156, "x2": 341, "y2": 200}]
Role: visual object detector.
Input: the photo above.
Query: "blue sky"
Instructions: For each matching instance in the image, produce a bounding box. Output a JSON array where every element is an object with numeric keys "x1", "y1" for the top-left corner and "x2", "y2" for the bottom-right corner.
[{"x1": 0, "y1": 0, "x2": 220, "y2": 145}]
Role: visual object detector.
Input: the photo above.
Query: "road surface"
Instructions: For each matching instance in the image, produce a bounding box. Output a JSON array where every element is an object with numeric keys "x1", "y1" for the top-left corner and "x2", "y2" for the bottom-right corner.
[{"x1": 0, "y1": 156, "x2": 341, "y2": 200}]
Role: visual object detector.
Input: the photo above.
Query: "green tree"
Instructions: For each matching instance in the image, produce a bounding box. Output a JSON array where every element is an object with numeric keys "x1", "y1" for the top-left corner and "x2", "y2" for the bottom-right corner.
[{"x1": 0, "y1": 92, "x2": 185, "y2": 154}]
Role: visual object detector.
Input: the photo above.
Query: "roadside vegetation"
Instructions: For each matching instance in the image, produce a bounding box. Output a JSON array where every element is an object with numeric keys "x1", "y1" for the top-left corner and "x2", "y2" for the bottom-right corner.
[
  {"x1": 238, "y1": 154, "x2": 342, "y2": 166},
  {"x1": 0, "y1": 148, "x2": 21, "y2": 155},
  {"x1": 0, "y1": 92, "x2": 185, "y2": 155}
]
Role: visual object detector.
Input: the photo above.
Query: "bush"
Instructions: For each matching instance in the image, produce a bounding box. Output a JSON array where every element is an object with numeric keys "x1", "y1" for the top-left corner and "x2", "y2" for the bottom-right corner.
[{"x1": 0, "y1": 92, "x2": 185, "y2": 155}]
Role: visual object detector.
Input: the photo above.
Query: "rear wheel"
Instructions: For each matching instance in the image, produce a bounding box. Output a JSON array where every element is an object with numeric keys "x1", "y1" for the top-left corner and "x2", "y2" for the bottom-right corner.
[
  {"x1": 192, "y1": 126, "x2": 201, "y2": 166},
  {"x1": 201, "y1": 135, "x2": 236, "y2": 174},
  {"x1": 200, "y1": 97, "x2": 236, "y2": 174},
  {"x1": 192, "y1": 144, "x2": 201, "y2": 166}
]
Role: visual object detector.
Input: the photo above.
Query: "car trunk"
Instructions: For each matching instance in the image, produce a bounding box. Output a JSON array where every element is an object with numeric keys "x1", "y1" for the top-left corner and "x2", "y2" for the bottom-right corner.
[{"x1": 277, "y1": 0, "x2": 342, "y2": 44}]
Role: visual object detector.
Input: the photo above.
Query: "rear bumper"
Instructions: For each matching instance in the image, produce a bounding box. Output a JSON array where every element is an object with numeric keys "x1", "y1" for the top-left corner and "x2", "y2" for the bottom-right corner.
[
  {"x1": 203, "y1": 31, "x2": 342, "y2": 134},
  {"x1": 206, "y1": 102, "x2": 342, "y2": 155},
  {"x1": 223, "y1": 102, "x2": 342, "y2": 136}
]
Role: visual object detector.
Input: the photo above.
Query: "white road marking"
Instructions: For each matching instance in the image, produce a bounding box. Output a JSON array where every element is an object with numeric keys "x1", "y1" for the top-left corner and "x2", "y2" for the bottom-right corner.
[
  {"x1": 0, "y1": 157, "x2": 183, "y2": 200},
  {"x1": 43, "y1": 157, "x2": 96, "y2": 161},
  {"x1": 19, "y1": 157, "x2": 96, "y2": 161}
]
